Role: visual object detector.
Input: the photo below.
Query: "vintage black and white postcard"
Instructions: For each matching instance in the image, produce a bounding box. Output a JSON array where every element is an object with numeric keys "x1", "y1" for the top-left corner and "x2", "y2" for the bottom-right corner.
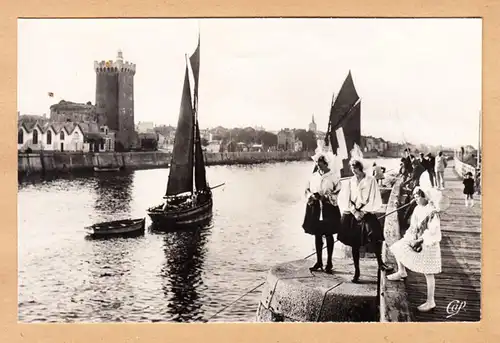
[{"x1": 17, "y1": 17, "x2": 481, "y2": 324}]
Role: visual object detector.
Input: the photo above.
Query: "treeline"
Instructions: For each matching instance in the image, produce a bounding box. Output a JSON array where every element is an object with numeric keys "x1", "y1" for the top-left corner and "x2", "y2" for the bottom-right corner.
[
  {"x1": 154, "y1": 125, "x2": 318, "y2": 152},
  {"x1": 211, "y1": 127, "x2": 277, "y2": 147},
  {"x1": 211, "y1": 127, "x2": 317, "y2": 152}
]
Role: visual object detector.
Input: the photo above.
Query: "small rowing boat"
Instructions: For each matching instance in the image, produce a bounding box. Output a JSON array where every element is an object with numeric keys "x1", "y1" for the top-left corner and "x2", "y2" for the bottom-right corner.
[{"x1": 85, "y1": 218, "x2": 146, "y2": 238}]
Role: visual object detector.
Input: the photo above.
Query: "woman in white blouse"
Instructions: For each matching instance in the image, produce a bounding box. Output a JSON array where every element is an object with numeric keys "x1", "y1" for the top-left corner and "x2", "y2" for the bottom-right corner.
[
  {"x1": 387, "y1": 186, "x2": 443, "y2": 312},
  {"x1": 302, "y1": 154, "x2": 342, "y2": 274},
  {"x1": 337, "y1": 159, "x2": 392, "y2": 283}
]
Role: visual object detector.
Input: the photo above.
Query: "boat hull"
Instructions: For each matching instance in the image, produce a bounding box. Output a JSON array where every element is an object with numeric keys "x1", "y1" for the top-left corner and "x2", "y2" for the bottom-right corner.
[
  {"x1": 94, "y1": 166, "x2": 121, "y2": 172},
  {"x1": 147, "y1": 198, "x2": 213, "y2": 229},
  {"x1": 85, "y1": 218, "x2": 146, "y2": 238}
]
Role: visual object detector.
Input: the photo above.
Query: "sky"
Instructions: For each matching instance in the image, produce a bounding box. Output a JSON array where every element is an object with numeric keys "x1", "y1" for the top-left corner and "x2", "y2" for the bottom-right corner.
[{"x1": 17, "y1": 18, "x2": 482, "y2": 147}]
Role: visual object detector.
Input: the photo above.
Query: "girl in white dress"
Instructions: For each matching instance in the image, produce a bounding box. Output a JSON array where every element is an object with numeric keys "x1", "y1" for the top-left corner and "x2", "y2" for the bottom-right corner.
[{"x1": 387, "y1": 186, "x2": 443, "y2": 312}]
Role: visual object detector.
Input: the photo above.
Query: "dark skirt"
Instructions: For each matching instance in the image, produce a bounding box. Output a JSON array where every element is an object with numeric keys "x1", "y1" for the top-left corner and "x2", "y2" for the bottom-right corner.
[
  {"x1": 337, "y1": 212, "x2": 384, "y2": 248},
  {"x1": 463, "y1": 187, "x2": 474, "y2": 195},
  {"x1": 302, "y1": 200, "x2": 341, "y2": 236}
]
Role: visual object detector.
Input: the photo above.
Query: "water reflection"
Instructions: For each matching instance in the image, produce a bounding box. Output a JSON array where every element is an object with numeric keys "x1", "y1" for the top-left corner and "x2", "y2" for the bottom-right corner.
[
  {"x1": 160, "y1": 223, "x2": 211, "y2": 322},
  {"x1": 18, "y1": 160, "x2": 402, "y2": 323},
  {"x1": 93, "y1": 172, "x2": 134, "y2": 218},
  {"x1": 84, "y1": 237, "x2": 139, "y2": 322}
]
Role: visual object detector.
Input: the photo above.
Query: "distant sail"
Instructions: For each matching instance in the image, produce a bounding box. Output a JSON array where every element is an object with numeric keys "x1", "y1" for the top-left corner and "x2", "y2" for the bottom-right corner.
[{"x1": 326, "y1": 71, "x2": 361, "y2": 177}]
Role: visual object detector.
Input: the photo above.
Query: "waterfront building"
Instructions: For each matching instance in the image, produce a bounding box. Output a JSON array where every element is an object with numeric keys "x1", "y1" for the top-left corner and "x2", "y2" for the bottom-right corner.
[
  {"x1": 249, "y1": 143, "x2": 264, "y2": 152},
  {"x1": 136, "y1": 121, "x2": 155, "y2": 133},
  {"x1": 137, "y1": 132, "x2": 158, "y2": 150},
  {"x1": 50, "y1": 100, "x2": 97, "y2": 123},
  {"x1": 277, "y1": 128, "x2": 295, "y2": 151},
  {"x1": 18, "y1": 120, "x2": 115, "y2": 153},
  {"x1": 205, "y1": 140, "x2": 222, "y2": 153},
  {"x1": 294, "y1": 139, "x2": 303, "y2": 152}
]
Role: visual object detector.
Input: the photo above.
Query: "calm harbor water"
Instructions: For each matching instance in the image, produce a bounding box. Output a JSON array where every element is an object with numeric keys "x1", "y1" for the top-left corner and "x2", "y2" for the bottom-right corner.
[{"x1": 18, "y1": 158, "x2": 400, "y2": 323}]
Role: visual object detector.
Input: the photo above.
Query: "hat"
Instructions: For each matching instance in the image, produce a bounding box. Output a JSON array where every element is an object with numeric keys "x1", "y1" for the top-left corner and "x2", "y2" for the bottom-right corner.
[
  {"x1": 312, "y1": 146, "x2": 342, "y2": 179},
  {"x1": 413, "y1": 186, "x2": 450, "y2": 212},
  {"x1": 349, "y1": 143, "x2": 370, "y2": 171}
]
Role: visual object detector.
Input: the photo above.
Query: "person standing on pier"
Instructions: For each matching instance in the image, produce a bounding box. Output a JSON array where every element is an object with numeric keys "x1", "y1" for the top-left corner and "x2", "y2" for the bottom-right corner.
[
  {"x1": 337, "y1": 159, "x2": 392, "y2": 283},
  {"x1": 411, "y1": 156, "x2": 426, "y2": 187},
  {"x1": 402, "y1": 155, "x2": 424, "y2": 191},
  {"x1": 425, "y1": 153, "x2": 436, "y2": 187},
  {"x1": 302, "y1": 153, "x2": 342, "y2": 275},
  {"x1": 402, "y1": 149, "x2": 413, "y2": 179},
  {"x1": 463, "y1": 172, "x2": 475, "y2": 207},
  {"x1": 434, "y1": 151, "x2": 447, "y2": 190},
  {"x1": 372, "y1": 162, "x2": 385, "y2": 186},
  {"x1": 386, "y1": 186, "x2": 444, "y2": 312},
  {"x1": 475, "y1": 169, "x2": 481, "y2": 195}
]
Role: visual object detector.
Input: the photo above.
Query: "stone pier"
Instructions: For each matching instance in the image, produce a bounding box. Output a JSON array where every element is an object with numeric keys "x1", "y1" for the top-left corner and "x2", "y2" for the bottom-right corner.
[
  {"x1": 255, "y1": 183, "x2": 395, "y2": 322},
  {"x1": 256, "y1": 258, "x2": 379, "y2": 322}
]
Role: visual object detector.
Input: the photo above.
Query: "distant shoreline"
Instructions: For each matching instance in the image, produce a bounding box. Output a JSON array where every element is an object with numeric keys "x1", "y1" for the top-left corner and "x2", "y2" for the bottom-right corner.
[
  {"x1": 17, "y1": 150, "x2": 316, "y2": 177},
  {"x1": 17, "y1": 150, "x2": 406, "y2": 183}
]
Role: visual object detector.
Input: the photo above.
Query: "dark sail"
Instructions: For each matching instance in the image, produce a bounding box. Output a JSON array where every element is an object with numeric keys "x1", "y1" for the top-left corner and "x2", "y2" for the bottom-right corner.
[
  {"x1": 189, "y1": 33, "x2": 208, "y2": 191},
  {"x1": 165, "y1": 64, "x2": 195, "y2": 196},
  {"x1": 189, "y1": 34, "x2": 200, "y2": 111},
  {"x1": 194, "y1": 120, "x2": 208, "y2": 190},
  {"x1": 339, "y1": 101, "x2": 361, "y2": 176},
  {"x1": 326, "y1": 71, "x2": 361, "y2": 177}
]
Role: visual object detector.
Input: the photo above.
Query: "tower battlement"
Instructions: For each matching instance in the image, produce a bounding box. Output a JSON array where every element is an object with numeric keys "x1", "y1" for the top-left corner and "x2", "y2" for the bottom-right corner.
[{"x1": 94, "y1": 60, "x2": 136, "y2": 74}]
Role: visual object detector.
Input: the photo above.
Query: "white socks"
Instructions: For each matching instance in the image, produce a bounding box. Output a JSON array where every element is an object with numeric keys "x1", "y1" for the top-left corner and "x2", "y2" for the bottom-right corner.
[
  {"x1": 418, "y1": 274, "x2": 436, "y2": 312},
  {"x1": 387, "y1": 262, "x2": 408, "y2": 281},
  {"x1": 465, "y1": 198, "x2": 475, "y2": 207}
]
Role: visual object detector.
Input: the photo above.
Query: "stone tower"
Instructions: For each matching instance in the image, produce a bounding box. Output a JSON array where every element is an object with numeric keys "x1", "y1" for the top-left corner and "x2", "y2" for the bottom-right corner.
[
  {"x1": 94, "y1": 50, "x2": 136, "y2": 151},
  {"x1": 309, "y1": 114, "x2": 317, "y2": 133}
]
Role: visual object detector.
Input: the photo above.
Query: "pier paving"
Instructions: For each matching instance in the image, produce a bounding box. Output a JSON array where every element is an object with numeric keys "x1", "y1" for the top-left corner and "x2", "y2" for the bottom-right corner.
[{"x1": 404, "y1": 161, "x2": 481, "y2": 321}]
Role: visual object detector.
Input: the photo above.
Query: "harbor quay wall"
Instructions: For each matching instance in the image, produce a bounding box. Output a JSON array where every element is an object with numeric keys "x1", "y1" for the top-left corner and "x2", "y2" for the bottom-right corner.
[{"x1": 18, "y1": 150, "x2": 315, "y2": 175}]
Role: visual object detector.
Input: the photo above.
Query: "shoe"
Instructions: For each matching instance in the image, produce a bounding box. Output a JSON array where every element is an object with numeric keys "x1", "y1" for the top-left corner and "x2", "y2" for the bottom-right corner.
[
  {"x1": 417, "y1": 301, "x2": 436, "y2": 312},
  {"x1": 387, "y1": 271, "x2": 407, "y2": 281},
  {"x1": 379, "y1": 263, "x2": 394, "y2": 273},
  {"x1": 325, "y1": 262, "x2": 333, "y2": 274},
  {"x1": 352, "y1": 270, "x2": 360, "y2": 283},
  {"x1": 309, "y1": 262, "x2": 323, "y2": 272}
]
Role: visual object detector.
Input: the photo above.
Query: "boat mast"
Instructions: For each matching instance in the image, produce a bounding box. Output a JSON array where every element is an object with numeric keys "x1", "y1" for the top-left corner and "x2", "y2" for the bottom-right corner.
[{"x1": 478, "y1": 109, "x2": 482, "y2": 168}]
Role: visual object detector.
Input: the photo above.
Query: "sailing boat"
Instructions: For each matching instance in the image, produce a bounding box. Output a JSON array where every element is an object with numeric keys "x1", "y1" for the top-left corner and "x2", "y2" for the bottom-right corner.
[
  {"x1": 147, "y1": 35, "x2": 214, "y2": 227},
  {"x1": 322, "y1": 70, "x2": 362, "y2": 178}
]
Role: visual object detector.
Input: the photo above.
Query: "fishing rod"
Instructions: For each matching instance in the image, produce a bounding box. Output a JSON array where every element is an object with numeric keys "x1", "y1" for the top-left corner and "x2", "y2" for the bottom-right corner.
[
  {"x1": 210, "y1": 183, "x2": 225, "y2": 190},
  {"x1": 394, "y1": 109, "x2": 411, "y2": 154},
  {"x1": 324, "y1": 92, "x2": 336, "y2": 146},
  {"x1": 202, "y1": 199, "x2": 415, "y2": 322},
  {"x1": 303, "y1": 199, "x2": 415, "y2": 259},
  {"x1": 201, "y1": 281, "x2": 266, "y2": 323}
]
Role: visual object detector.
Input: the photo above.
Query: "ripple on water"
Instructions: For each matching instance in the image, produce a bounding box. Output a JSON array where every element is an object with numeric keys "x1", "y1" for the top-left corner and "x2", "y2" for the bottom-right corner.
[{"x1": 18, "y1": 159, "x2": 401, "y2": 322}]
